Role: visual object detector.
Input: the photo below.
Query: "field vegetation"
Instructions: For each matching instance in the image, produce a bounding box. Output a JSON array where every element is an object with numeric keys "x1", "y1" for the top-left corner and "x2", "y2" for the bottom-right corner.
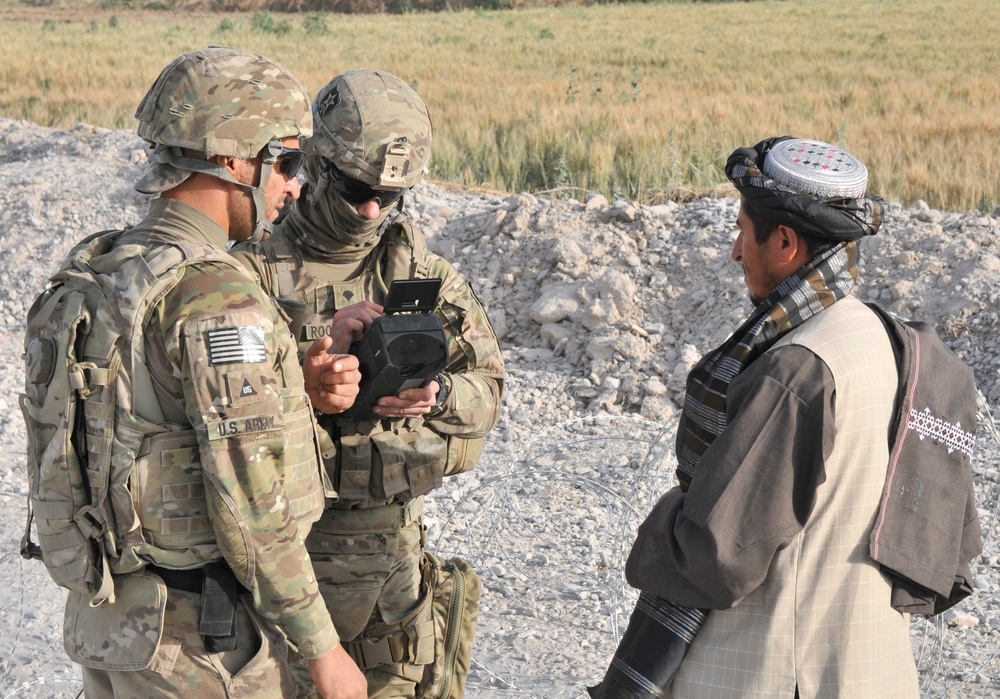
[{"x1": 1, "y1": 0, "x2": 997, "y2": 211}]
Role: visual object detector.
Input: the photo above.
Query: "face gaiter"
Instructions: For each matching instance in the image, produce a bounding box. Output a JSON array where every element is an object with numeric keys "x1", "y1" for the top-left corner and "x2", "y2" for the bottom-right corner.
[{"x1": 282, "y1": 156, "x2": 397, "y2": 263}]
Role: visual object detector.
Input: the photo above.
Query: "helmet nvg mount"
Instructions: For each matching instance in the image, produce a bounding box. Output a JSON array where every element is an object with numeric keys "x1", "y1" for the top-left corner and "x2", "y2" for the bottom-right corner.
[
  {"x1": 309, "y1": 69, "x2": 432, "y2": 194},
  {"x1": 134, "y1": 46, "x2": 313, "y2": 242}
]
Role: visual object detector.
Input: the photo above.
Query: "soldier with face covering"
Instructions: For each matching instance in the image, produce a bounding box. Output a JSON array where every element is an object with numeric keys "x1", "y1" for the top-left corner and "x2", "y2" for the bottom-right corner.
[{"x1": 232, "y1": 70, "x2": 505, "y2": 698}]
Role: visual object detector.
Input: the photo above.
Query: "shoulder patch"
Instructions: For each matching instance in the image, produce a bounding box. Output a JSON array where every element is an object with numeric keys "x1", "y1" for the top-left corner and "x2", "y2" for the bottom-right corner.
[
  {"x1": 239, "y1": 378, "x2": 258, "y2": 397},
  {"x1": 206, "y1": 326, "x2": 266, "y2": 366}
]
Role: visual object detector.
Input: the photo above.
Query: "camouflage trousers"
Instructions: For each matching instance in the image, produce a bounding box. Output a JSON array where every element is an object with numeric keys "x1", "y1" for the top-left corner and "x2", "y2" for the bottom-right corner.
[
  {"x1": 81, "y1": 587, "x2": 296, "y2": 698},
  {"x1": 293, "y1": 498, "x2": 432, "y2": 699}
]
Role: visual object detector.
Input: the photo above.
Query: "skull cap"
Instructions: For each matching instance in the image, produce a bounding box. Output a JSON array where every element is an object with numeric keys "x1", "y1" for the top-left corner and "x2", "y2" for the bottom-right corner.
[{"x1": 763, "y1": 138, "x2": 869, "y2": 199}]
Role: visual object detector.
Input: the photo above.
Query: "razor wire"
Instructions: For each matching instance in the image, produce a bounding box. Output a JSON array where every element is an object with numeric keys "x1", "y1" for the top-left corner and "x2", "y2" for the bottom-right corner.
[{"x1": 424, "y1": 404, "x2": 1000, "y2": 698}]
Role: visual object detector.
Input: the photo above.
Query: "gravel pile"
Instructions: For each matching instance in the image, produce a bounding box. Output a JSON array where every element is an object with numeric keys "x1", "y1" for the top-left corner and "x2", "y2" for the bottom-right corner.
[{"x1": 1, "y1": 117, "x2": 998, "y2": 697}]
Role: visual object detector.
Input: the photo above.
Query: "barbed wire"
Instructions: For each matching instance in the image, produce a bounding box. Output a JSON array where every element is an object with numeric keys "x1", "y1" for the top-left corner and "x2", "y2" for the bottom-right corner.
[{"x1": 426, "y1": 405, "x2": 1000, "y2": 698}]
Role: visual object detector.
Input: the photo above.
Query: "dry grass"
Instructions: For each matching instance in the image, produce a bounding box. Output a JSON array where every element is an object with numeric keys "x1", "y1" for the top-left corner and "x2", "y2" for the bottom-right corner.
[{"x1": 1, "y1": 0, "x2": 997, "y2": 210}]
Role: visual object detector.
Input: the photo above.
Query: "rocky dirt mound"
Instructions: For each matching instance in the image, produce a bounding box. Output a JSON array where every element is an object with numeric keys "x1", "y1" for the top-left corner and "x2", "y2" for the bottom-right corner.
[{"x1": 1, "y1": 117, "x2": 999, "y2": 697}]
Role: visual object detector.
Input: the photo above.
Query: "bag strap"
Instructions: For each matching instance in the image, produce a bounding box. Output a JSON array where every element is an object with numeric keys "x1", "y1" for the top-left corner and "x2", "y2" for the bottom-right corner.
[
  {"x1": 256, "y1": 235, "x2": 297, "y2": 299},
  {"x1": 343, "y1": 553, "x2": 436, "y2": 668},
  {"x1": 383, "y1": 218, "x2": 431, "y2": 287}
]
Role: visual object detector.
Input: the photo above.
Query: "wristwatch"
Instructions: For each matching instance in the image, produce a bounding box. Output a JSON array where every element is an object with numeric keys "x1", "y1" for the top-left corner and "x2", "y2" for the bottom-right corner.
[{"x1": 431, "y1": 372, "x2": 452, "y2": 412}]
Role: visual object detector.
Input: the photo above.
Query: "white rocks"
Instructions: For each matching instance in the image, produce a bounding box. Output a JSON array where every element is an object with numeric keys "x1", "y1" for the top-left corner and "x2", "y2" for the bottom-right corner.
[
  {"x1": 3, "y1": 117, "x2": 1000, "y2": 698},
  {"x1": 945, "y1": 609, "x2": 981, "y2": 628},
  {"x1": 529, "y1": 282, "x2": 581, "y2": 323},
  {"x1": 584, "y1": 193, "x2": 609, "y2": 211}
]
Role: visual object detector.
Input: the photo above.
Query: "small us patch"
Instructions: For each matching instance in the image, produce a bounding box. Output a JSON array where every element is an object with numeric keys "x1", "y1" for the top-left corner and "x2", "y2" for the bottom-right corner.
[
  {"x1": 206, "y1": 326, "x2": 266, "y2": 366},
  {"x1": 239, "y1": 378, "x2": 257, "y2": 397}
]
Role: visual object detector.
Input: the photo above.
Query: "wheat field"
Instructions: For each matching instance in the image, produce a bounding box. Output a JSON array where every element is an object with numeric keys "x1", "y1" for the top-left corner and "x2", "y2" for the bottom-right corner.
[{"x1": 1, "y1": 0, "x2": 997, "y2": 210}]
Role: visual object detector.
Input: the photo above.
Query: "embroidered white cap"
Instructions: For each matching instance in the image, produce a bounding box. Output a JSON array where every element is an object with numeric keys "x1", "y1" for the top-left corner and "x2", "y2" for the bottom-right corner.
[{"x1": 763, "y1": 138, "x2": 869, "y2": 199}]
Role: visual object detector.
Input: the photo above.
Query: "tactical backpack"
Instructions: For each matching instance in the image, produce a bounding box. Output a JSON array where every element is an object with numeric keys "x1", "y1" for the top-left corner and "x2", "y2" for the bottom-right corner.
[
  {"x1": 20, "y1": 228, "x2": 235, "y2": 606},
  {"x1": 416, "y1": 552, "x2": 482, "y2": 699}
]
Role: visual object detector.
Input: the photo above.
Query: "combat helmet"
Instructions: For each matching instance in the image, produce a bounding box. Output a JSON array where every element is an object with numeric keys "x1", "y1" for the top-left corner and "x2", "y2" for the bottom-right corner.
[
  {"x1": 134, "y1": 46, "x2": 313, "y2": 242},
  {"x1": 308, "y1": 69, "x2": 432, "y2": 197}
]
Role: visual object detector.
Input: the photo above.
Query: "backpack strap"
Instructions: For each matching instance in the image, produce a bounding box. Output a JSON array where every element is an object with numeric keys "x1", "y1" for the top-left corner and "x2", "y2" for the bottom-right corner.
[
  {"x1": 259, "y1": 235, "x2": 298, "y2": 299},
  {"x1": 126, "y1": 241, "x2": 249, "y2": 422},
  {"x1": 383, "y1": 215, "x2": 430, "y2": 287}
]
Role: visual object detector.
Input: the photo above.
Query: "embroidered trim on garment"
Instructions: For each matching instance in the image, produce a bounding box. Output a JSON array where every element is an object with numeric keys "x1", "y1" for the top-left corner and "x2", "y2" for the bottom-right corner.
[{"x1": 907, "y1": 407, "x2": 976, "y2": 462}]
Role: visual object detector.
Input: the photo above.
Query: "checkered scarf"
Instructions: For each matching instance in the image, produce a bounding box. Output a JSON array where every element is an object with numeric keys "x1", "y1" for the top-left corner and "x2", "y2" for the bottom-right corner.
[{"x1": 676, "y1": 240, "x2": 860, "y2": 486}]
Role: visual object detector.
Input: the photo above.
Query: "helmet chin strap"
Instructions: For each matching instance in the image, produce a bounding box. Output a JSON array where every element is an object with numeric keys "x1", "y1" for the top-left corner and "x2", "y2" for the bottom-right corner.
[
  {"x1": 151, "y1": 147, "x2": 273, "y2": 242},
  {"x1": 245, "y1": 163, "x2": 273, "y2": 244}
]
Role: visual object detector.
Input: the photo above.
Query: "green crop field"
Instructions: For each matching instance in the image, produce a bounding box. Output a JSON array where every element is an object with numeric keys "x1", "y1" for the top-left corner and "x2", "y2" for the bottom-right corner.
[{"x1": 1, "y1": 0, "x2": 997, "y2": 211}]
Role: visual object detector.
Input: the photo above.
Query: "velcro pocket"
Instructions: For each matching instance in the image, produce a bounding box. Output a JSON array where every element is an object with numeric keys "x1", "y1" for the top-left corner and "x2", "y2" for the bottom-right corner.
[
  {"x1": 337, "y1": 434, "x2": 373, "y2": 500},
  {"x1": 370, "y1": 431, "x2": 409, "y2": 501},
  {"x1": 63, "y1": 571, "x2": 167, "y2": 671},
  {"x1": 402, "y1": 428, "x2": 447, "y2": 498}
]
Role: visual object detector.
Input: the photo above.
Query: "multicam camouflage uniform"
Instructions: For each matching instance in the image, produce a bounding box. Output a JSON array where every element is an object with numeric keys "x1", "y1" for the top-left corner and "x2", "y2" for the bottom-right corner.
[
  {"x1": 231, "y1": 70, "x2": 504, "y2": 699},
  {"x1": 50, "y1": 48, "x2": 339, "y2": 698}
]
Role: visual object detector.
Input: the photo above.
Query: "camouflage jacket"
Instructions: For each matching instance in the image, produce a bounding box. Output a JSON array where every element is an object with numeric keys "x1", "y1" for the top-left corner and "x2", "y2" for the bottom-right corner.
[
  {"x1": 231, "y1": 214, "x2": 505, "y2": 508},
  {"x1": 118, "y1": 198, "x2": 338, "y2": 656}
]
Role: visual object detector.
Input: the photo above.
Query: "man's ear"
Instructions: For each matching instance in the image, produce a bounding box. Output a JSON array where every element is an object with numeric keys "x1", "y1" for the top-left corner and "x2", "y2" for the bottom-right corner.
[
  {"x1": 212, "y1": 154, "x2": 242, "y2": 179},
  {"x1": 773, "y1": 224, "x2": 806, "y2": 265}
]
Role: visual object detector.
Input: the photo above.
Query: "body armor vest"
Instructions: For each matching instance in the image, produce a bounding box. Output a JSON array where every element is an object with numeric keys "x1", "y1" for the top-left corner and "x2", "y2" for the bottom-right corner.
[
  {"x1": 257, "y1": 222, "x2": 449, "y2": 507},
  {"x1": 22, "y1": 228, "x2": 325, "y2": 607}
]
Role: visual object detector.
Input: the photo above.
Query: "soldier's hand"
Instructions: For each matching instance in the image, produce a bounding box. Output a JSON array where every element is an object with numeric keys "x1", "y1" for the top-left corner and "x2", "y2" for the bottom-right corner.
[
  {"x1": 308, "y1": 645, "x2": 367, "y2": 699},
  {"x1": 372, "y1": 380, "x2": 439, "y2": 420},
  {"x1": 303, "y1": 337, "x2": 361, "y2": 414},
  {"x1": 327, "y1": 301, "x2": 383, "y2": 354}
]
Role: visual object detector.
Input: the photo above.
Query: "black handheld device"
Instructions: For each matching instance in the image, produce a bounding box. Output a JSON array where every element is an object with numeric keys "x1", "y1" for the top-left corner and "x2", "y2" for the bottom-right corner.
[{"x1": 335, "y1": 278, "x2": 449, "y2": 423}]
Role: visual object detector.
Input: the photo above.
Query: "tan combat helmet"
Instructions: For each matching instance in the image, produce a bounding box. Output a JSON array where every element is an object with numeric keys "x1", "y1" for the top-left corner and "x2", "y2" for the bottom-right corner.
[
  {"x1": 134, "y1": 46, "x2": 313, "y2": 242},
  {"x1": 308, "y1": 69, "x2": 432, "y2": 199}
]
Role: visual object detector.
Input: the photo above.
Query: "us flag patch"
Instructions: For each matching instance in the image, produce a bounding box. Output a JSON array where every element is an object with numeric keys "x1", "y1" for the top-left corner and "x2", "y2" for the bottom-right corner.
[{"x1": 206, "y1": 326, "x2": 266, "y2": 366}]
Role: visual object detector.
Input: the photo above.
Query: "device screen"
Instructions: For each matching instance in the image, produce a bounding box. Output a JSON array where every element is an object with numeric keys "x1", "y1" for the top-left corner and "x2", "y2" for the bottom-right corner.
[{"x1": 383, "y1": 278, "x2": 442, "y2": 314}]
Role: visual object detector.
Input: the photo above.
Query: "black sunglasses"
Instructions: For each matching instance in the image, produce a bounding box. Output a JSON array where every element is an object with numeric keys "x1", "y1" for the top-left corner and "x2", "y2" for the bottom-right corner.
[
  {"x1": 324, "y1": 162, "x2": 404, "y2": 206},
  {"x1": 261, "y1": 140, "x2": 305, "y2": 179}
]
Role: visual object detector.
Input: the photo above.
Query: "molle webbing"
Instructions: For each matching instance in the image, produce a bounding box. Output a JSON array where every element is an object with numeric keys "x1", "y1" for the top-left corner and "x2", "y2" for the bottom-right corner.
[
  {"x1": 330, "y1": 423, "x2": 446, "y2": 503},
  {"x1": 325, "y1": 497, "x2": 425, "y2": 530}
]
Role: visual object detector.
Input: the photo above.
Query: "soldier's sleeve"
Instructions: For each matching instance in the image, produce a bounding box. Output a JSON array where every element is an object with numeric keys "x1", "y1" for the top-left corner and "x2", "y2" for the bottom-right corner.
[
  {"x1": 424, "y1": 257, "x2": 505, "y2": 439},
  {"x1": 157, "y1": 262, "x2": 339, "y2": 657}
]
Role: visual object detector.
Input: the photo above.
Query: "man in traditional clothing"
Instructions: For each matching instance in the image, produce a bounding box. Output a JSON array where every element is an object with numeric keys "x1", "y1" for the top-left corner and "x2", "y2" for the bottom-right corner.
[{"x1": 621, "y1": 136, "x2": 922, "y2": 697}]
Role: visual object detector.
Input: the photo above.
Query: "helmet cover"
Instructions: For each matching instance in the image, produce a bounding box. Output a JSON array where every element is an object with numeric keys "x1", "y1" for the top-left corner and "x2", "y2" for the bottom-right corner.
[
  {"x1": 135, "y1": 46, "x2": 312, "y2": 160},
  {"x1": 308, "y1": 69, "x2": 431, "y2": 191}
]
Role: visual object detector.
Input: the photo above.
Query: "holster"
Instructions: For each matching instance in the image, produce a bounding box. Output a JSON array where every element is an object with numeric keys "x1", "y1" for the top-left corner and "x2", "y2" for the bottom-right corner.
[
  {"x1": 147, "y1": 561, "x2": 244, "y2": 652},
  {"x1": 343, "y1": 590, "x2": 436, "y2": 670},
  {"x1": 199, "y1": 562, "x2": 240, "y2": 652}
]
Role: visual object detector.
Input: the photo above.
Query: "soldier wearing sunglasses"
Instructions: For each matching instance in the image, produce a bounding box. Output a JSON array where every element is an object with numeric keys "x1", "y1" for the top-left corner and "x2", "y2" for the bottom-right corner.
[
  {"x1": 40, "y1": 47, "x2": 366, "y2": 699},
  {"x1": 231, "y1": 69, "x2": 505, "y2": 698}
]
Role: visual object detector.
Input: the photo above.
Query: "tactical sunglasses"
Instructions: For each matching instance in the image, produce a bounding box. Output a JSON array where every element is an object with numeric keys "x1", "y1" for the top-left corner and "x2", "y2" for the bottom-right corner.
[
  {"x1": 261, "y1": 140, "x2": 305, "y2": 179},
  {"x1": 325, "y1": 162, "x2": 404, "y2": 206}
]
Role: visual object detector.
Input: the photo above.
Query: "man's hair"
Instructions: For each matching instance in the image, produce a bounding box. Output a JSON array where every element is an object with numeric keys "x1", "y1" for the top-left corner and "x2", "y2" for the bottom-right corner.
[{"x1": 743, "y1": 200, "x2": 835, "y2": 258}]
